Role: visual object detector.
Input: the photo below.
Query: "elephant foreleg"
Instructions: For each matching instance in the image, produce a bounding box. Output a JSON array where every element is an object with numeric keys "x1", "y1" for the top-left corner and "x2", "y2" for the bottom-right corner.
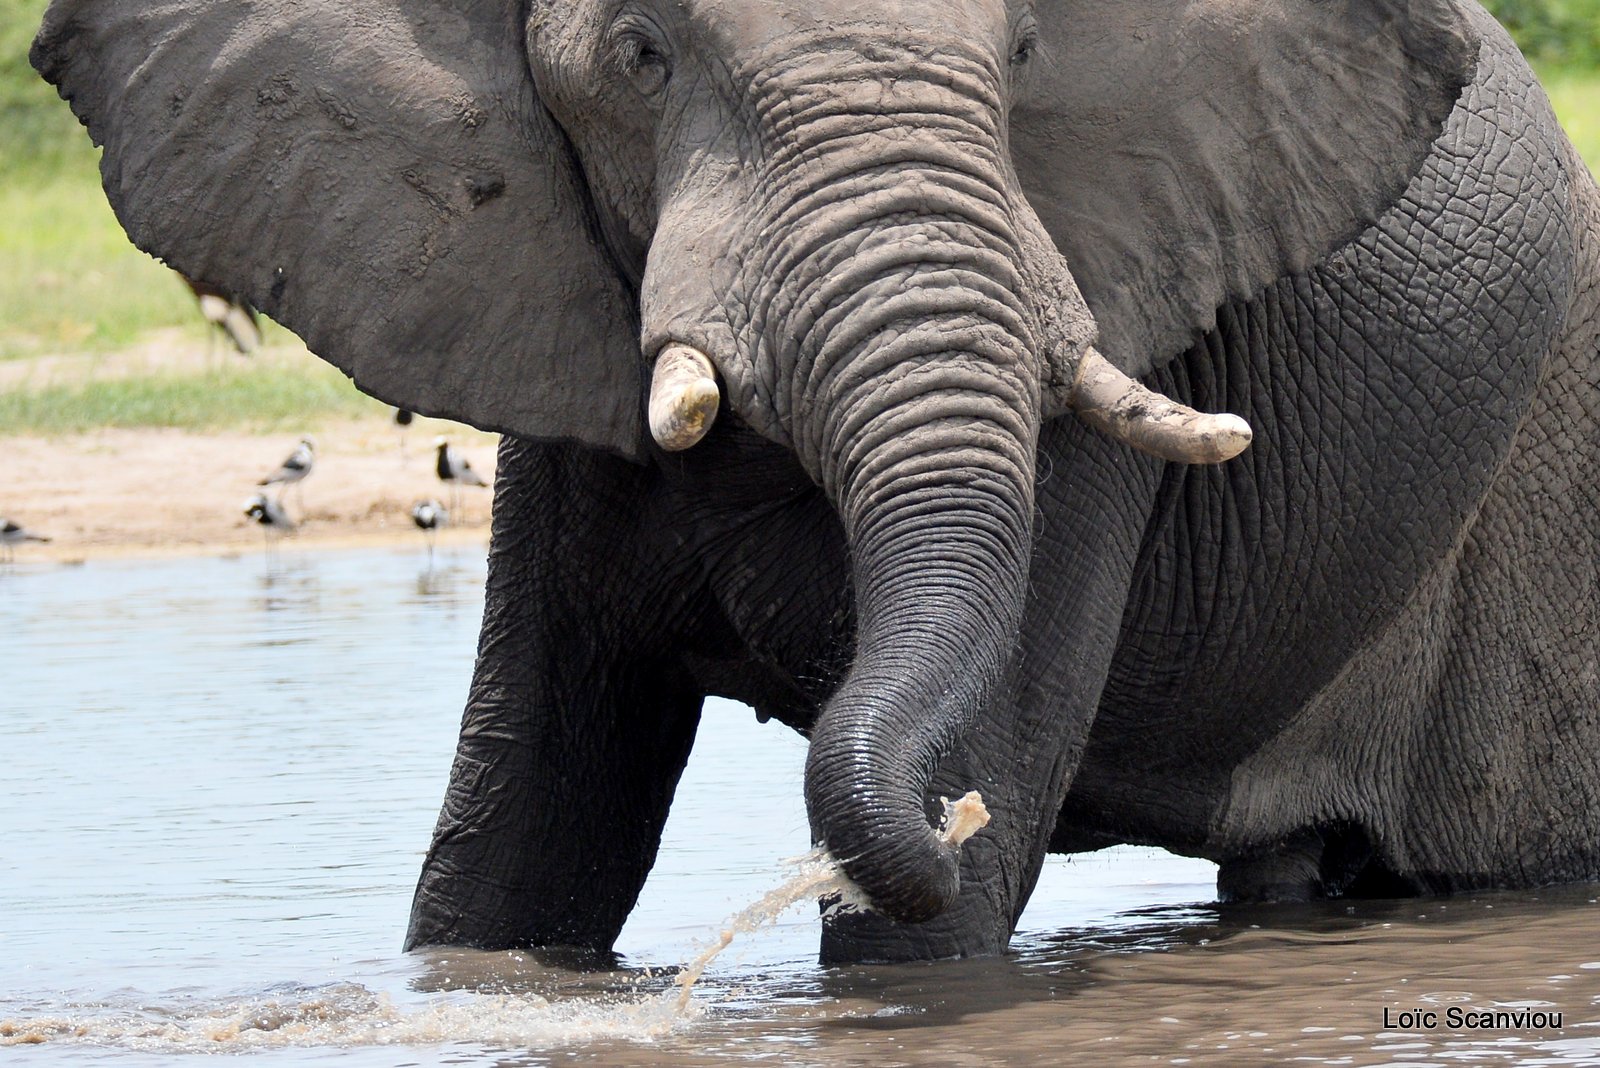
[{"x1": 406, "y1": 439, "x2": 706, "y2": 953}]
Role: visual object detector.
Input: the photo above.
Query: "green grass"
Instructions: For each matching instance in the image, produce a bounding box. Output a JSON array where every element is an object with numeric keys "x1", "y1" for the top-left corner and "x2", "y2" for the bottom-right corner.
[
  {"x1": 0, "y1": 0, "x2": 85, "y2": 176},
  {"x1": 0, "y1": 0, "x2": 245, "y2": 360},
  {"x1": 1541, "y1": 67, "x2": 1600, "y2": 173},
  {"x1": 1483, "y1": 0, "x2": 1600, "y2": 68},
  {"x1": 0, "y1": 160, "x2": 210, "y2": 359},
  {"x1": 0, "y1": 361, "x2": 386, "y2": 434}
]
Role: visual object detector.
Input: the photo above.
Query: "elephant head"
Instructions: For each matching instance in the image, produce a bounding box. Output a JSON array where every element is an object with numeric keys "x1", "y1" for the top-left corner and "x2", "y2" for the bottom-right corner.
[{"x1": 33, "y1": 0, "x2": 1476, "y2": 925}]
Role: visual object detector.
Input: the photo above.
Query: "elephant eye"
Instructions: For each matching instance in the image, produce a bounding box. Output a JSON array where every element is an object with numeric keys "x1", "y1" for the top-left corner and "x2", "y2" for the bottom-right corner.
[
  {"x1": 615, "y1": 30, "x2": 671, "y2": 98},
  {"x1": 1009, "y1": 16, "x2": 1040, "y2": 69}
]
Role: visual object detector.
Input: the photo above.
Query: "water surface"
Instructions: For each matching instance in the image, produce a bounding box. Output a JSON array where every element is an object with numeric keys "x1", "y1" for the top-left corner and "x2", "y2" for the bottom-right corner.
[{"x1": 3, "y1": 548, "x2": 1598, "y2": 1065}]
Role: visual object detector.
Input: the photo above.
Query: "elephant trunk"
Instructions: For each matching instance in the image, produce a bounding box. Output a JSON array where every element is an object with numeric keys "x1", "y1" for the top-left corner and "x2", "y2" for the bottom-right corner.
[
  {"x1": 780, "y1": 178, "x2": 1040, "y2": 924},
  {"x1": 803, "y1": 394, "x2": 1036, "y2": 920}
]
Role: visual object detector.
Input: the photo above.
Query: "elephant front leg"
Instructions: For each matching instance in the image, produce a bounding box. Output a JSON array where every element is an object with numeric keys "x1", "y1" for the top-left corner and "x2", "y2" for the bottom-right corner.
[
  {"x1": 406, "y1": 440, "x2": 706, "y2": 953},
  {"x1": 405, "y1": 654, "x2": 703, "y2": 952}
]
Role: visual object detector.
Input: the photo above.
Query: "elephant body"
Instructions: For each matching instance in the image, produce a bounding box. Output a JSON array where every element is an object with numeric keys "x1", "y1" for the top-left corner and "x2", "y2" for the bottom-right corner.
[
  {"x1": 34, "y1": 0, "x2": 1600, "y2": 962},
  {"x1": 1082, "y1": 25, "x2": 1600, "y2": 902}
]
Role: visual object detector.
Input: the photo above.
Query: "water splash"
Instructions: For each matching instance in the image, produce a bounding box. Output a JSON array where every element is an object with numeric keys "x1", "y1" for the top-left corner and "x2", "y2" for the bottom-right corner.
[
  {"x1": 0, "y1": 851, "x2": 864, "y2": 1052},
  {"x1": 669, "y1": 792, "x2": 989, "y2": 1010},
  {"x1": 939, "y1": 791, "x2": 991, "y2": 847},
  {"x1": 672, "y1": 848, "x2": 871, "y2": 1011},
  {"x1": 0, "y1": 982, "x2": 695, "y2": 1051}
]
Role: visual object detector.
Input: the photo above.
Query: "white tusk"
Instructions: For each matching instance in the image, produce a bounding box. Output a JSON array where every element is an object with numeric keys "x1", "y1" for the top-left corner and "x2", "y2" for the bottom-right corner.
[
  {"x1": 1068, "y1": 348, "x2": 1253, "y2": 464},
  {"x1": 649, "y1": 343, "x2": 721, "y2": 451}
]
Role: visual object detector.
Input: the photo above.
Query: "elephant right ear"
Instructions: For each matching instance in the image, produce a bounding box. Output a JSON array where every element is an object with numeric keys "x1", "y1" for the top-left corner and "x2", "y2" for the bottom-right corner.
[
  {"x1": 32, "y1": 0, "x2": 647, "y2": 460},
  {"x1": 1016, "y1": 0, "x2": 1481, "y2": 390}
]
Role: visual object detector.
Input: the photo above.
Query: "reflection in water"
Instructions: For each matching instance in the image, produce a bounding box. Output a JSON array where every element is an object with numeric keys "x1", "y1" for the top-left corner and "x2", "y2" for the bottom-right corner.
[
  {"x1": 253, "y1": 558, "x2": 322, "y2": 614},
  {"x1": 414, "y1": 560, "x2": 478, "y2": 607},
  {"x1": 2, "y1": 547, "x2": 1599, "y2": 1065}
]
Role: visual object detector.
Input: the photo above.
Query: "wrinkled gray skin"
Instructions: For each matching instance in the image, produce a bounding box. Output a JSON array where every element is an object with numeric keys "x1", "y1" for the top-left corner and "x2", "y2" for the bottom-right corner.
[{"x1": 34, "y1": 0, "x2": 1600, "y2": 961}]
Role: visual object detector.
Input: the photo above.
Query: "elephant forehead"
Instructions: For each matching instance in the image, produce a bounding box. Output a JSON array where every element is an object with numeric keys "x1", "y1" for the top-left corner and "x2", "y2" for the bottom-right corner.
[{"x1": 688, "y1": 0, "x2": 1011, "y2": 61}]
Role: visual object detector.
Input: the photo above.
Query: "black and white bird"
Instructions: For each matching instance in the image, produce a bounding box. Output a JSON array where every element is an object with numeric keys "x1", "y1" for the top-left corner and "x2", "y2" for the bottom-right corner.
[
  {"x1": 258, "y1": 437, "x2": 315, "y2": 509},
  {"x1": 434, "y1": 437, "x2": 489, "y2": 514},
  {"x1": 410, "y1": 498, "x2": 447, "y2": 558},
  {"x1": 243, "y1": 494, "x2": 295, "y2": 559},
  {"x1": 243, "y1": 493, "x2": 295, "y2": 532},
  {"x1": 0, "y1": 517, "x2": 50, "y2": 563},
  {"x1": 179, "y1": 272, "x2": 261, "y2": 357}
]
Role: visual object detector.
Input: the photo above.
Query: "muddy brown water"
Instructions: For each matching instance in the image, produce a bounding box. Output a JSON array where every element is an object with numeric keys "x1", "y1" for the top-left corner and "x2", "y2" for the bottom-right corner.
[{"x1": 2, "y1": 549, "x2": 1597, "y2": 1065}]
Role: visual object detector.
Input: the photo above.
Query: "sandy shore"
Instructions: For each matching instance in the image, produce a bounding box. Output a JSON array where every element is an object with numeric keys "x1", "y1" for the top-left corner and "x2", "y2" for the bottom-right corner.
[{"x1": 2, "y1": 418, "x2": 499, "y2": 563}]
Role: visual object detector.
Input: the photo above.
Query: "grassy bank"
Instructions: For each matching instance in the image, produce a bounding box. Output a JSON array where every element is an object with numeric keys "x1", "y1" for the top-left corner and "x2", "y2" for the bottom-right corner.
[
  {"x1": 3, "y1": 0, "x2": 204, "y2": 364},
  {"x1": 0, "y1": 359, "x2": 384, "y2": 434},
  {"x1": 0, "y1": 167, "x2": 206, "y2": 360}
]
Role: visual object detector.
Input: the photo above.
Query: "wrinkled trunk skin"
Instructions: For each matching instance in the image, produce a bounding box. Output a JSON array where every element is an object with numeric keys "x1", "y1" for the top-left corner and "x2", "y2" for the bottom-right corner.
[
  {"x1": 803, "y1": 374, "x2": 1037, "y2": 922},
  {"x1": 783, "y1": 189, "x2": 1040, "y2": 922},
  {"x1": 698, "y1": 47, "x2": 1045, "y2": 924}
]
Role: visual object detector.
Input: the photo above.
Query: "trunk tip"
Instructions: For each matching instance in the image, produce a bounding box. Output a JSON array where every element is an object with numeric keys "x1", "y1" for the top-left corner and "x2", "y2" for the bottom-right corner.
[{"x1": 806, "y1": 775, "x2": 972, "y2": 924}]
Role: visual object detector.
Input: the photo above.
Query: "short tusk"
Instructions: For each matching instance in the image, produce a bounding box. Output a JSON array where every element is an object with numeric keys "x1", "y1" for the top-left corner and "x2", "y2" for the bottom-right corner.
[
  {"x1": 1068, "y1": 349, "x2": 1253, "y2": 464},
  {"x1": 649, "y1": 343, "x2": 721, "y2": 451}
]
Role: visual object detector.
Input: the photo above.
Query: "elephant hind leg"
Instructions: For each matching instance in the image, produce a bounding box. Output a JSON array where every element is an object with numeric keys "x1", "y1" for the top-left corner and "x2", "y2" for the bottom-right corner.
[{"x1": 1217, "y1": 824, "x2": 1418, "y2": 903}]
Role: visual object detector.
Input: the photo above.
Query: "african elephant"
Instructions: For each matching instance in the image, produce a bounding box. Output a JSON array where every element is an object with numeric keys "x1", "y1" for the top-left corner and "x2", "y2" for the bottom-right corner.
[{"x1": 34, "y1": 0, "x2": 1600, "y2": 962}]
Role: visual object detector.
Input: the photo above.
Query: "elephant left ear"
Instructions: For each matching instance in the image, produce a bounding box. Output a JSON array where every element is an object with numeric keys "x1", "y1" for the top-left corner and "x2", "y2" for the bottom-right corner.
[
  {"x1": 1015, "y1": 0, "x2": 1481, "y2": 389},
  {"x1": 32, "y1": 0, "x2": 648, "y2": 460}
]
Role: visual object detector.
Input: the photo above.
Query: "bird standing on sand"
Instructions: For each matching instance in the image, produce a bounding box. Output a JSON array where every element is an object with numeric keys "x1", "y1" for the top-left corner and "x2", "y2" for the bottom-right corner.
[
  {"x1": 258, "y1": 437, "x2": 315, "y2": 512},
  {"x1": 243, "y1": 493, "x2": 295, "y2": 560},
  {"x1": 179, "y1": 272, "x2": 262, "y2": 358},
  {"x1": 0, "y1": 517, "x2": 50, "y2": 563},
  {"x1": 434, "y1": 437, "x2": 488, "y2": 515},
  {"x1": 411, "y1": 499, "x2": 447, "y2": 559}
]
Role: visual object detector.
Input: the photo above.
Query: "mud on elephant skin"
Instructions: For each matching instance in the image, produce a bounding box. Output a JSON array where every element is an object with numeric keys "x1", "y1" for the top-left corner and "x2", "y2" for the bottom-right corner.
[{"x1": 33, "y1": 0, "x2": 1600, "y2": 962}]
